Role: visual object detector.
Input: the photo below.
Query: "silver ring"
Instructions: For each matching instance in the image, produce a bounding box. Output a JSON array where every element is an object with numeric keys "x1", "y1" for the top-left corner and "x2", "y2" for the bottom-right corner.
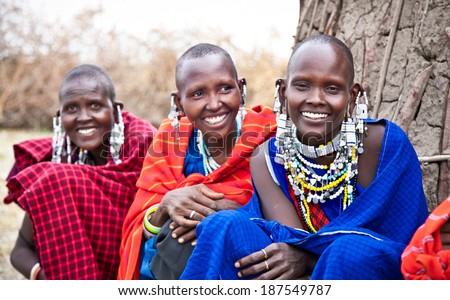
[{"x1": 189, "y1": 210, "x2": 197, "y2": 219}]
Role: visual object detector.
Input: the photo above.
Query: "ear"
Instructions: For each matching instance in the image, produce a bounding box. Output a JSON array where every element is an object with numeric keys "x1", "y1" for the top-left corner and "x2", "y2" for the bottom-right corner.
[
  {"x1": 239, "y1": 78, "x2": 246, "y2": 105},
  {"x1": 239, "y1": 77, "x2": 246, "y2": 90},
  {"x1": 347, "y1": 83, "x2": 361, "y2": 118},
  {"x1": 278, "y1": 78, "x2": 286, "y2": 101},
  {"x1": 171, "y1": 91, "x2": 184, "y2": 115},
  {"x1": 113, "y1": 101, "x2": 124, "y2": 122},
  {"x1": 114, "y1": 101, "x2": 124, "y2": 110}
]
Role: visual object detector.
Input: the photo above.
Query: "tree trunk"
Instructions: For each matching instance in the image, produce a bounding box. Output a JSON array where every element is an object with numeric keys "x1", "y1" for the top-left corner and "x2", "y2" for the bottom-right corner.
[{"x1": 294, "y1": 0, "x2": 450, "y2": 210}]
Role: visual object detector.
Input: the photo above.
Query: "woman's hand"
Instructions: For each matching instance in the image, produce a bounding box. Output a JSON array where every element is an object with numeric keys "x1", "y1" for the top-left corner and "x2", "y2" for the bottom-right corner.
[
  {"x1": 234, "y1": 242, "x2": 316, "y2": 280},
  {"x1": 157, "y1": 184, "x2": 224, "y2": 227},
  {"x1": 440, "y1": 220, "x2": 450, "y2": 250},
  {"x1": 168, "y1": 196, "x2": 243, "y2": 245}
]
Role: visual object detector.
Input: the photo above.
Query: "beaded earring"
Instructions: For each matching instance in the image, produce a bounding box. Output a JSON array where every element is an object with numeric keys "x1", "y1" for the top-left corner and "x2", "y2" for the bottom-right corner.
[
  {"x1": 77, "y1": 148, "x2": 88, "y2": 165},
  {"x1": 354, "y1": 91, "x2": 369, "y2": 154},
  {"x1": 273, "y1": 80, "x2": 291, "y2": 164},
  {"x1": 168, "y1": 94, "x2": 180, "y2": 141},
  {"x1": 272, "y1": 79, "x2": 282, "y2": 114},
  {"x1": 66, "y1": 135, "x2": 72, "y2": 164},
  {"x1": 110, "y1": 105, "x2": 124, "y2": 165},
  {"x1": 51, "y1": 113, "x2": 64, "y2": 163}
]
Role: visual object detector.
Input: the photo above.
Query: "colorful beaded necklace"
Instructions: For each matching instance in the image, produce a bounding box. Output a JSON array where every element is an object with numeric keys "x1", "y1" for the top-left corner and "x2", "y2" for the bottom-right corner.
[{"x1": 282, "y1": 120, "x2": 360, "y2": 233}]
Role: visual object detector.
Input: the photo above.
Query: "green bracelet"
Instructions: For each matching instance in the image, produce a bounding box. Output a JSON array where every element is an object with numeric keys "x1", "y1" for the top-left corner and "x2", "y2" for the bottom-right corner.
[{"x1": 143, "y1": 204, "x2": 161, "y2": 236}]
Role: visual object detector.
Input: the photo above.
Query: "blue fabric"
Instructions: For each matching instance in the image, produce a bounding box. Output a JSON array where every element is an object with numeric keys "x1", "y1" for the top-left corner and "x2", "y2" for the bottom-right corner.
[
  {"x1": 140, "y1": 236, "x2": 157, "y2": 280},
  {"x1": 183, "y1": 128, "x2": 207, "y2": 176},
  {"x1": 180, "y1": 119, "x2": 429, "y2": 280},
  {"x1": 139, "y1": 130, "x2": 204, "y2": 279}
]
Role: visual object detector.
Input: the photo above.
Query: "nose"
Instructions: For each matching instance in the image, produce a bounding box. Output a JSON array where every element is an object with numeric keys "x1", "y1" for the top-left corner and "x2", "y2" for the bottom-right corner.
[
  {"x1": 206, "y1": 93, "x2": 222, "y2": 111},
  {"x1": 77, "y1": 108, "x2": 92, "y2": 121},
  {"x1": 306, "y1": 88, "x2": 324, "y2": 106}
]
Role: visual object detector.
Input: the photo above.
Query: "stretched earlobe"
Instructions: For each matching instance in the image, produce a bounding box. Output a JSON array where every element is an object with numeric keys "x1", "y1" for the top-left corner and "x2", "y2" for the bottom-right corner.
[
  {"x1": 168, "y1": 93, "x2": 181, "y2": 141},
  {"x1": 52, "y1": 111, "x2": 64, "y2": 163},
  {"x1": 240, "y1": 78, "x2": 247, "y2": 106},
  {"x1": 272, "y1": 79, "x2": 283, "y2": 114},
  {"x1": 110, "y1": 105, "x2": 124, "y2": 165}
]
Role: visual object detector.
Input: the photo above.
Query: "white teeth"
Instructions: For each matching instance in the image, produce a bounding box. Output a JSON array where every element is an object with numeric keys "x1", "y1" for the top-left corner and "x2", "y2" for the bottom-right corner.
[
  {"x1": 78, "y1": 128, "x2": 96, "y2": 135},
  {"x1": 205, "y1": 114, "x2": 226, "y2": 125},
  {"x1": 302, "y1": 112, "x2": 328, "y2": 119}
]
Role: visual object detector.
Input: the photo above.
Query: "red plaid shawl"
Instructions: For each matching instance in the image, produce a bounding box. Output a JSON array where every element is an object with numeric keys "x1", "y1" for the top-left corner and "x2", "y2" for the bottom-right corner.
[
  {"x1": 401, "y1": 196, "x2": 450, "y2": 279},
  {"x1": 4, "y1": 111, "x2": 156, "y2": 279},
  {"x1": 118, "y1": 105, "x2": 276, "y2": 279}
]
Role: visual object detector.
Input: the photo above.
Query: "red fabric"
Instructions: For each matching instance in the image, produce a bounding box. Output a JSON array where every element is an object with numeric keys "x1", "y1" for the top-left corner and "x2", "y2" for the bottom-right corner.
[
  {"x1": 401, "y1": 196, "x2": 450, "y2": 279},
  {"x1": 4, "y1": 111, "x2": 156, "y2": 279},
  {"x1": 287, "y1": 187, "x2": 329, "y2": 232},
  {"x1": 118, "y1": 105, "x2": 277, "y2": 279}
]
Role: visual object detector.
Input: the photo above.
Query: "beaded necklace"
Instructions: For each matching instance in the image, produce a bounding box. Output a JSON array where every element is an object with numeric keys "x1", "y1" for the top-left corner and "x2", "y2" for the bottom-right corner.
[
  {"x1": 64, "y1": 136, "x2": 92, "y2": 165},
  {"x1": 283, "y1": 122, "x2": 359, "y2": 233},
  {"x1": 196, "y1": 110, "x2": 244, "y2": 175},
  {"x1": 293, "y1": 133, "x2": 341, "y2": 158}
]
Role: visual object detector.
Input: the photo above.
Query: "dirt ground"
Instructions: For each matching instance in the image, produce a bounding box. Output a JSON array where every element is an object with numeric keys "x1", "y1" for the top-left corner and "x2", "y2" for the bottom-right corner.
[{"x1": 0, "y1": 129, "x2": 50, "y2": 280}]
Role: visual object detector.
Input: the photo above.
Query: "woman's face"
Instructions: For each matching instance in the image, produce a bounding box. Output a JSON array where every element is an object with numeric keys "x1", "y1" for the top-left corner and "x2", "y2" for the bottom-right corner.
[
  {"x1": 283, "y1": 43, "x2": 357, "y2": 146},
  {"x1": 175, "y1": 53, "x2": 242, "y2": 145},
  {"x1": 59, "y1": 77, "x2": 115, "y2": 162}
]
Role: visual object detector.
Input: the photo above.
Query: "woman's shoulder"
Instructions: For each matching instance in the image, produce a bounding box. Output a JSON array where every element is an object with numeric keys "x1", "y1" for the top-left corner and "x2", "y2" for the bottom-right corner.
[
  {"x1": 364, "y1": 119, "x2": 386, "y2": 148},
  {"x1": 364, "y1": 118, "x2": 410, "y2": 146}
]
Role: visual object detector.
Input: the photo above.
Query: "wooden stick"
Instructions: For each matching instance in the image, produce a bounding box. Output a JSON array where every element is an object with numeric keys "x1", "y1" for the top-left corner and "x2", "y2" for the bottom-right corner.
[
  {"x1": 372, "y1": 0, "x2": 404, "y2": 118},
  {"x1": 319, "y1": 0, "x2": 329, "y2": 33},
  {"x1": 324, "y1": 2, "x2": 337, "y2": 35},
  {"x1": 307, "y1": 0, "x2": 320, "y2": 36},
  {"x1": 294, "y1": 0, "x2": 313, "y2": 46},
  {"x1": 395, "y1": 65, "x2": 433, "y2": 133},
  {"x1": 419, "y1": 155, "x2": 450, "y2": 163}
]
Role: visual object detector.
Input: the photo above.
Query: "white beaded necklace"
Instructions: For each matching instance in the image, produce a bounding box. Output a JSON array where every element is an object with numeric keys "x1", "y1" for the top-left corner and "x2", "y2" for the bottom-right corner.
[{"x1": 196, "y1": 110, "x2": 244, "y2": 175}]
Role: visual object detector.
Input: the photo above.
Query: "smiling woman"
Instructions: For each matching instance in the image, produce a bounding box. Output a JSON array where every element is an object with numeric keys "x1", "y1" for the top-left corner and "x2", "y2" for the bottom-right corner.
[
  {"x1": 4, "y1": 64, "x2": 156, "y2": 279},
  {"x1": 118, "y1": 43, "x2": 277, "y2": 280},
  {"x1": 58, "y1": 65, "x2": 121, "y2": 165}
]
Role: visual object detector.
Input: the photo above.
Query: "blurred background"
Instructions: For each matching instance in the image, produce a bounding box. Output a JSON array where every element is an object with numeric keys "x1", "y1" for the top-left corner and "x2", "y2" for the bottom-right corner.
[{"x1": 1, "y1": 0, "x2": 449, "y2": 279}]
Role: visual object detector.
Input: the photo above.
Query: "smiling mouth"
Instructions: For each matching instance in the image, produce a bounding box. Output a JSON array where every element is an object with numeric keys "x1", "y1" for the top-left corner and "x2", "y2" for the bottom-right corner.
[
  {"x1": 302, "y1": 112, "x2": 329, "y2": 119},
  {"x1": 204, "y1": 113, "x2": 227, "y2": 125},
  {"x1": 77, "y1": 128, "x2": 97, "y2": 135}
]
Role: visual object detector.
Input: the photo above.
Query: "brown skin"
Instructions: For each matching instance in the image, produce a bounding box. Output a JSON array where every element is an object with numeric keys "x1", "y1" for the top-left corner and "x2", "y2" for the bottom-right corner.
[
  {"x1": 147, "y1": 53, "x2": 245, "y2": 245},
  {"x1": 59, "y1": 77, "x2": 122, "y2": 166},
  {"x1": 10, "y1": 77, "x2": 121, "y2": 279},
  {"x1": 234, "y1": 42, "x2": 385, "y2": 279}
]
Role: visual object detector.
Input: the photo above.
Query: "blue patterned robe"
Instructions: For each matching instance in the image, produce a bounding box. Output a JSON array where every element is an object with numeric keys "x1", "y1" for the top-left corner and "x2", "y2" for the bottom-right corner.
[{"x1": 180, "y1": 119, "x2": 429, "y2": 279}]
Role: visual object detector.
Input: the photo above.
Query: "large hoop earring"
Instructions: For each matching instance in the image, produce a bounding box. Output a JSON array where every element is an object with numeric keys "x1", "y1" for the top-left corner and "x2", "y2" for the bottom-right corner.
[
  {"x1": 168, "y1": 94, "x2": 181, "y2": 141},
  {"x1": 110, "y1": 105, "x2": 124, "y2": 164}
]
